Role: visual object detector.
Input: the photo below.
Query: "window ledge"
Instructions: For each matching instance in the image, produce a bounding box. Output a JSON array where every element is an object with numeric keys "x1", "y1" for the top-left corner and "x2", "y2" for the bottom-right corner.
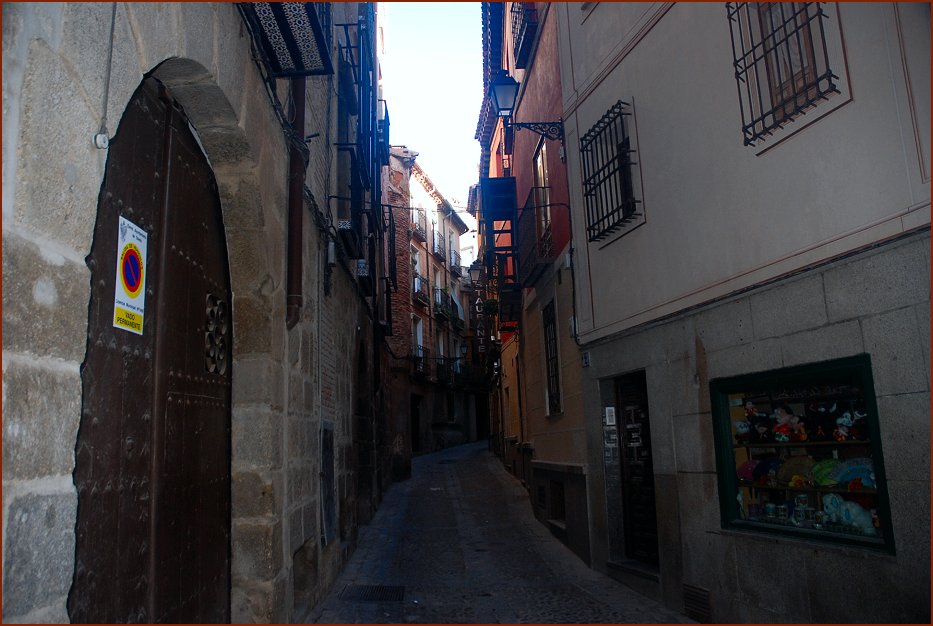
[
  {"x1": 531, "y1": 460, "x2": 587, "y2": 475},
  {"x1": 712, "y1": 526, "x2": 897, "y2": 559}
]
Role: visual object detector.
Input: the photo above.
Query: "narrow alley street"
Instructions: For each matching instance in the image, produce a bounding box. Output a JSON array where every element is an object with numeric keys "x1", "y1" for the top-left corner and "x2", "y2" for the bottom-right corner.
[{"x1": 306, "y1": 442, "x2": 691, "y2": 624}]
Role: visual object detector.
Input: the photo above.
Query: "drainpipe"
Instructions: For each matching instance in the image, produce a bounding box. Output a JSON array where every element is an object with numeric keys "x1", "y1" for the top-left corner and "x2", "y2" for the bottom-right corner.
[{"x1": 286, "y1": 77, "x2": 306, "y2": 329}]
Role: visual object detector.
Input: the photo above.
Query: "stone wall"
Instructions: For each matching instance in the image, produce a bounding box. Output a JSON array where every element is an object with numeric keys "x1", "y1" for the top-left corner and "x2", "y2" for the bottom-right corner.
[
  {"x1": 3, "y1": 3, "x2": 372, "y2": 622},
  {"x1": 581, "y1": 231, "x2": 931, "y2": 622}
]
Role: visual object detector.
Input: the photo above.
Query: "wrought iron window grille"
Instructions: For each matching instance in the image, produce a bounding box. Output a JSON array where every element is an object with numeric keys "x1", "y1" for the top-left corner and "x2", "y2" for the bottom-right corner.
[
  {"x1": 580, "y1": 100, "x2": 642, "y2": 243},
  {"x1": 727, "y1": 2, "x2": 839, "y2": 146}
]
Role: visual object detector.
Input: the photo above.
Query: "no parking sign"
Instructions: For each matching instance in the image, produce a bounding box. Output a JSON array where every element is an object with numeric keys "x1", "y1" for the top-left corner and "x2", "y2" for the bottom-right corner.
[{"x1": 112, "y1": 216, "x2": 148, "y2": 335}]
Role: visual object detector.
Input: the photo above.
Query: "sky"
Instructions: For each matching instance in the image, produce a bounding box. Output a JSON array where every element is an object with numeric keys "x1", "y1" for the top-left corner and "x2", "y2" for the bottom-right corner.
[{"x1": 379, "y1": 2, "x2": 482, "y2": 258}]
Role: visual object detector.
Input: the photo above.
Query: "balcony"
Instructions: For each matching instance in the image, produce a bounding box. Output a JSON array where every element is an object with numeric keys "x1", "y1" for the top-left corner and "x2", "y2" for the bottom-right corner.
[
  {"x1": 510, "y1": 2, "x2": 538, "y2": 70},
  {"x1": 517, "y1": 187, "x2": 557, "y2": 288},
  {"x1": 451, "y1": 308, "x2": 465, "y2": 332},
  {"x1": 356, "y1": 259, "x2": 372, "y2": 295},
  {"x1": 498, "y1": 285, "x2": 523, "y2": 327},
  {"x1": 412, "y1": 345, "x2": 429, "y2": 377},
  {"x1": 413, "y1": 274, "x2": 430, "y2": 307},
  {"x1": 411, "y1": 211, "x2": 427, "y2": 242},
  {"x1": 238, "y1": 3, "x2": 334, "y2": 77},
  {"x1": 455, "y1": 362, "x2": 489, "y2": 390},
  {"x1": 435, "y1": 358, "x2": 451, "y2": 384},
  {"x1": 377, "y1": 99, "x2": 390, "y2": 166},
  {"x1": 433, "y1": 288, "x2": 452, "y2": 322},
  {"x1": 449, "y1": 249, "x2": 462, "y2": 276},
  {"x1": 338, "y1": 215, "x2": 362, "y2": 259},
  {"x1": 432, "y1": 231, "x2": 447, "y2": 262}
]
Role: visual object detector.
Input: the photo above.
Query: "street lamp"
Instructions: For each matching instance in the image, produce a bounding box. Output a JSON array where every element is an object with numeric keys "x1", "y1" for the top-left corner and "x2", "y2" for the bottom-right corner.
[
  {"x1": 487, "y1": 71, "x2": 564, "y2": 143},
  {"x1": 468, "y1": 262, "x2": 483, "y2": 285}
]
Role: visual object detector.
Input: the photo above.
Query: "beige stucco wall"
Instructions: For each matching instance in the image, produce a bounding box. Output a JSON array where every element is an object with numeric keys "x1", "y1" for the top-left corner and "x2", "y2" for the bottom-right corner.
[
  {"x1": 554, "y1": 2, "x2": 930, "y2": 621},
  {"x1": 3, "y1": 3, "x2": 369, "y2": 622},
  {"x1": 521, "y1": 268, "x2": 587, "y2": 466},
  {"x1": 557, "y1": 2, "x2": 930, "y2": 341}
]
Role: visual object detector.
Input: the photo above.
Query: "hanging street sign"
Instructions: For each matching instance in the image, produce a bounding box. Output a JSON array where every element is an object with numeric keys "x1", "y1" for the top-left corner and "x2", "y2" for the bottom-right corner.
[{"x1": 112, "y1": 216, "x2": 148, "y2": 335}]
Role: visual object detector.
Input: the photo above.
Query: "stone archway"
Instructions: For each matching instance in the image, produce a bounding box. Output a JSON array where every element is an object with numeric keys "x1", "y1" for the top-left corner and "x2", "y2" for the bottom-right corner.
[
  {"x1": 70, "y1": 56, "x2": 282, "y2": 622},
  {"x1": 148, "y1": 58, "x2": 284, "y2": 623}
]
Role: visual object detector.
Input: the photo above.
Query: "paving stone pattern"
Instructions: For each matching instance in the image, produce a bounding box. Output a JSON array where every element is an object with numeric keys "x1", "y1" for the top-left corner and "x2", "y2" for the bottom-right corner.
[{"x1": 306, "y1": 442, "x2": 692, "y2": 624}]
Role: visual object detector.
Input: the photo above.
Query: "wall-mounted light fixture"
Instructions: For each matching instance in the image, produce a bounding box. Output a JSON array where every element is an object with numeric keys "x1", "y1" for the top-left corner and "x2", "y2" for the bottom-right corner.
[
  {"x1": 488, "y1": 71, "x2": 564, "y2": 143},
  {"x1": 468, "y1": 262, "x2": 483, "y2": 284}
]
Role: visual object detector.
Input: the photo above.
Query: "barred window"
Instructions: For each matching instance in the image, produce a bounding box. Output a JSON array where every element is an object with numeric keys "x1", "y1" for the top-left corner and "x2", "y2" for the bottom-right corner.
[
  {"x1": 727, "y1": 2, "x2": 839, "y2": 145},
  {"x1": 543, "y1": 300, "x2": 561, "y2": 414},
  {"x1": 580, "y1": 100, "x2": 642, "y2": 243}
]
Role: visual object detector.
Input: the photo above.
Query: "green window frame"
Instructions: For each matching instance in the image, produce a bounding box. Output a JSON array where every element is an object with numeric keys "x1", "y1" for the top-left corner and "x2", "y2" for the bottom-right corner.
[{"x1": 710, "y1": 354, "x2": 895, "y2": 553}]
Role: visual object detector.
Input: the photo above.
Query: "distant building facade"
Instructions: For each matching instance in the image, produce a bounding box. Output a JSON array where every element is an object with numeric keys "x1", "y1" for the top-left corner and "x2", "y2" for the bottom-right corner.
[
  {"x1": 384, "y1": 147, "x2": 484, "y2": 475},
  {"x1": 475, "y1": 1, "x2": 590, "y2": 564}
]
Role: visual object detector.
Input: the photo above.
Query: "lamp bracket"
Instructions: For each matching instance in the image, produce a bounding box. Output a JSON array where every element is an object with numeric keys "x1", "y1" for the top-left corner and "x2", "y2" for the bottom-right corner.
[{"x1": 507, "y1": 119, "x2": 564, "y2": 142}]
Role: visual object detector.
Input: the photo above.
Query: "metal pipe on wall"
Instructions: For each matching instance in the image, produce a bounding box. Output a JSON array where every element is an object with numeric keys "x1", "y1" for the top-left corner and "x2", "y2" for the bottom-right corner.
[{"x1": 286, "y1": 76, "x2": 306, "y2": 329}]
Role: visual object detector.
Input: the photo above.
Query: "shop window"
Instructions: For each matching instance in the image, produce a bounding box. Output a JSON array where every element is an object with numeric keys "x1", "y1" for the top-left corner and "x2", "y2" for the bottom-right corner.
[
  {"x1": 726, "y1": 2, "x2": 839, "y2": 145},
  {"x1": 710, "y1": 355, "x2": 894, "y2": 552},
  {"x1": 580, "y1": 100, "x2": 643, "y2": 243}
]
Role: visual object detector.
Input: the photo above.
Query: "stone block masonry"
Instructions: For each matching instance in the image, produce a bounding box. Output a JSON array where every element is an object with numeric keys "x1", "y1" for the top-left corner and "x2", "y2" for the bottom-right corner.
[
  {"x1": 581, "y1": 229, "x2": 930, "y2": 623},
  {"x1": 3, "y1": 2, "x2": 383, "y2": 622}
]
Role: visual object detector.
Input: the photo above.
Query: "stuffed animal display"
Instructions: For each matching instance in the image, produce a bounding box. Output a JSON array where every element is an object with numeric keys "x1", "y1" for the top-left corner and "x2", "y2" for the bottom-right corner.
[
  {"x1": 772, "y1": 403, "x2": 807, "y2": 442},
  {"x1": 822, "y1": 493, "x2": 877, "y2": 535},
  {"x1": 805, "y1": 401, "x2": 869, "y2": 442}
]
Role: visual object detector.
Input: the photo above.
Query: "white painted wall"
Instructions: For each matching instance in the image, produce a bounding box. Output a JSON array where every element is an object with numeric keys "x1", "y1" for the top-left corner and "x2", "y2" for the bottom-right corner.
[{"x1": 557, "y1": 2, "x2": 930, "y2": 342}]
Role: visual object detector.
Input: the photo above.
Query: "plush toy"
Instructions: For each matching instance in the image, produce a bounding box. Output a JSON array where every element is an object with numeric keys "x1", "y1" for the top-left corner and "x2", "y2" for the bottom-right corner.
[
  {"x1": 753, "y1": 415, "x2": 774, "y2": 442},
  {"x1": 806, "y1": 401, "x2": 840, "y2": 441},
  {"x1": 737, "y1": 459, "x2": 760, "y2": 483},
  {"x1": 753, "y1": 458, "x2": 784, "y2": 486},
  {"x1": 822, "y1": 493, "x2": 877, "y2": 536},
  {"x1": 833, "y1": 411, "x2": 863, "y2": 441},
  {"x1": 789, "y1": 474, "x2": 808, "y2": 488},
  {"x1": 734, "y1": 420, "x2": 752, "y2": 442},
  {"x1": 772, "y1": 404, "x2": 806, "y2": 442}
]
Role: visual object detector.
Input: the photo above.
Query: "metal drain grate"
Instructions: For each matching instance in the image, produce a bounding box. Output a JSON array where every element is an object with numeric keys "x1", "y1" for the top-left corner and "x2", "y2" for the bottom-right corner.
[
  {"x1": 683, "y1": 583, "x2": 712, "y2": 623},
  {"x1": 339, "y1": 584, "x2": 405, "y2": 602}
]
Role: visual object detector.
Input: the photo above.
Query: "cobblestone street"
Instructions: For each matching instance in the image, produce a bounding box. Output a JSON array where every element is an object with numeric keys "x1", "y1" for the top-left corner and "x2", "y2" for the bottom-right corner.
[{"x1": 306, "y1": 442, "x2": 692, "y2": 624}]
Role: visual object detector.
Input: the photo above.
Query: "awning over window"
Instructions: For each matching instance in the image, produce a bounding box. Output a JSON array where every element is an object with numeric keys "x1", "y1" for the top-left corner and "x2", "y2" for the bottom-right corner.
[{"x1": 239, "y1": 2, "x2": 334, "y2": 77}]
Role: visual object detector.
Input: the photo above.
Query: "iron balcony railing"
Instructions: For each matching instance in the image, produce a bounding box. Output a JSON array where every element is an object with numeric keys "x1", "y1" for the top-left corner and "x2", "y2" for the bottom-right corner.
[
  {"x1": 432, "y1": 231, "x2": 447, "y2": 261},
  {"x1": 435, "y1": 358, "x2": 451, "y2": 383},
  {"x1": 412, "y1": 273, "x2": 429, "y2": 306},
  {"x1": 517, "y1": 186, "x2": 557, "y2": 288},
  {"x1": 510, "y1": 2, "x2": 538, "y2": 69},
  {"x1": 433, "y1": 288, "x2": 452, "y2": 321},
  {"x1": 411, "y1": 210, "x2": 427, "y2": 242},
  {"x1": 450, "y1": 298, "x2": 464, "y2": 331},
  {"x1": 449, "y1": 249, "x2": 461, "y2": 274},
  {"x1": 377, "y1": 98, "x2": 391, "y2": 166},
  {"x1": 455, "y1": 362, "x2": 490, "y2": 390},
  {"x1": 412, "y1": 344, "x2": 429, "y2": 375}
]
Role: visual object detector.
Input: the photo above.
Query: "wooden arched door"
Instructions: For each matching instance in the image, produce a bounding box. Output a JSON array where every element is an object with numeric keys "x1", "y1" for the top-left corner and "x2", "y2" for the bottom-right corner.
[{"x1": 70, "y1": 76, "x2": 231, "y2": 623}]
